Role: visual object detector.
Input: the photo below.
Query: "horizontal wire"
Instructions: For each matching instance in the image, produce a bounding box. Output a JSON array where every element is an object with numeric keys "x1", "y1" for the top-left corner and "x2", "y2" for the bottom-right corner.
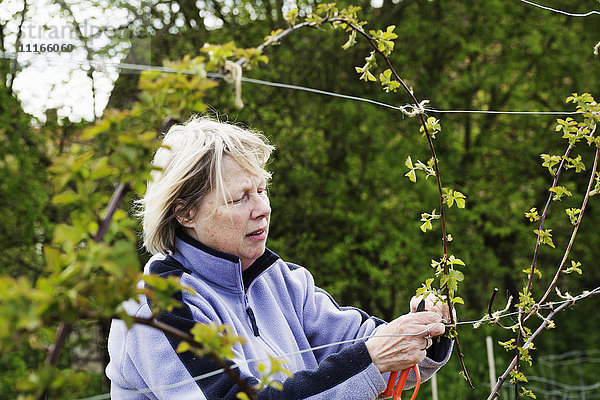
[
  {"x1": 80, "y1": 285, "x2": 600, "y2": 400},
  {"x1": 0, "y1": 51, "x2": 583, "y2": 116},
  {"x1": 520, "y1": 0, "x2": 600, "y2": 17},
  {"x1": 539, "y1": 348, "x2": 600, "y2": 364},
  {"x1": 80, "y1": 328, "x2": 439, "y2": 400},
  {"x1": 526, "y1": 376, "x2": 600, "y2": 392},
  {"x1": 456, "y1": 285, "x2": 600, "y2": 326}
]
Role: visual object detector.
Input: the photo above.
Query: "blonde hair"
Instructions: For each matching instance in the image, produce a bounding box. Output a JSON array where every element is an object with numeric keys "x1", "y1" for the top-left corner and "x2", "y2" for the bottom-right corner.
[{"x1": 140, "y1": 116, "x2": 274, "y2": 255}]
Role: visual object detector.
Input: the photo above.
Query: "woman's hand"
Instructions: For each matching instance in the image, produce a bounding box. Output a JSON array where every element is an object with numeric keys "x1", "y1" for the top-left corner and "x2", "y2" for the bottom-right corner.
[
  {"x1": 365, "y1": 311, "x2": 444, "y2": 373},
  {"x1": 410, "y1": 293, "x2": 454, "y2": 323}
]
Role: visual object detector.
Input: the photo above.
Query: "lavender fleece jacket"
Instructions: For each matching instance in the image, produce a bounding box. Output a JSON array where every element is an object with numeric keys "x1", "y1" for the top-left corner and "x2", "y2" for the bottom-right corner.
[{"x1": 106, "y1": 232, "x2": 453, "y2": 399}]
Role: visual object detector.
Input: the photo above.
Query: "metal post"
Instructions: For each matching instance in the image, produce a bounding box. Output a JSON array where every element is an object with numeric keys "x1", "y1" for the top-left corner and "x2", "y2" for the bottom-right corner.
[
  {"x1": 431, "y1": 372, "x2": 438, "y2": 400},
  {"x1": 486, "y1": 336, "x2": 497, "y2": 392}
]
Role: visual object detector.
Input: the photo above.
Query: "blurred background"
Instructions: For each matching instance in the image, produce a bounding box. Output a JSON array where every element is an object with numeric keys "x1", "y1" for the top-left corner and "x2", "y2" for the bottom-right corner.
[{"x1": 1, "y1": 0, "x2": 599, "y2": 398}]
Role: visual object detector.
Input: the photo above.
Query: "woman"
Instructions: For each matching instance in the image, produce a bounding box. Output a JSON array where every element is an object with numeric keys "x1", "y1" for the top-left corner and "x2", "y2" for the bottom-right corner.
[{"x1": 106, "y1": 116, "x2": 453, "y2": 399}]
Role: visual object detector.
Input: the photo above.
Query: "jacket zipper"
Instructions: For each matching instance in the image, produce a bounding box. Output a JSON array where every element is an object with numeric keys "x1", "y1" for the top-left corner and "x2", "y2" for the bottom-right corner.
[
  {"x1": 244, "y1": 289, "x2": 283, "y2": 360},
  {"x1": 244, "y1": 294, "x2": 260, "y2": 336}
]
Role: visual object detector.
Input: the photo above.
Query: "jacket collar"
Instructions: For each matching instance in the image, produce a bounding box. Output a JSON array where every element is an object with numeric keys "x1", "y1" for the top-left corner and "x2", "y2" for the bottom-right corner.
[{"x1": 173, "y1": 231, "x2": 279, "y2": 292}]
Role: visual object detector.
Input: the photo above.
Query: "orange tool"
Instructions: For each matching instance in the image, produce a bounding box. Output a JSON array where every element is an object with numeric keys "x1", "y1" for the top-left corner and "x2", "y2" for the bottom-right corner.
[
  {"x1": 381, "y1": 299, "x2": 426, "y2": 400},
  {"x1": 381, "y1": 364, "x2": 421, "y2": 400}
]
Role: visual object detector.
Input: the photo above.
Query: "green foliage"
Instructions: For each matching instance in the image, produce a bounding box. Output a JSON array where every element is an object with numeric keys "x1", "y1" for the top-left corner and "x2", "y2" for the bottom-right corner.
[
  {"x1": 236, "y1": 356, "x2": 292, "y2": 399},
  {"x1": 420, "y1": 116, "x2": 441, "y2": 139},
  {"x1": 0, "y1": 39, "x2": 270, "y2": 397},
  {"x1": 2, "y1": 0, "x2": 600, "y2": 398},
  {"x1": 533, "y1": 228, "x2": 555, "y2": 248},
  {"x1": 0, "y1": 85, "x2": 52, "y2": 280},
  {"x1": 525, "y1": 208, "x2": 541, "y2": 222},
  {"x1": 548, "y1": 185, "x2": 572, "y2": 201},
  {"x1": 443, "y1": 188, "x2": 467, "y2": 209},
  {"x1": 562, "y1": 260, "x2": 582, "y2": 275},
  {"x1": 404, "y1": 156, "x2": 436, "y2": 182},
  {"x1": 419, "y1": 209, "x2": 440, "y2": 233},
  {"x1": 540, "y1": 154, "x2": 562, "y2": 176},
  {"x1": 177, "y1": 322, "x2": 244, "y2": 359},
  {"x1": 565, "y1": 207, "x2": 581, "y2": 225}
]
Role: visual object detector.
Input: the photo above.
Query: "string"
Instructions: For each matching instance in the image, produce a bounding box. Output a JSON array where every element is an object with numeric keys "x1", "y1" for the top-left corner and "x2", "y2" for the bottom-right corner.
[
  {"x1": 80, "y1": 328, "x2": 439, "y2": 400},
  {"x1": 79, "y1": 285, "x2": 600, "y2": 400},
  {"x1": 519, "y1": 0, "x2": 600, "y2": 17},
  {"x1": 0, "y1": 51, "x2": 583, "y2": 116}
]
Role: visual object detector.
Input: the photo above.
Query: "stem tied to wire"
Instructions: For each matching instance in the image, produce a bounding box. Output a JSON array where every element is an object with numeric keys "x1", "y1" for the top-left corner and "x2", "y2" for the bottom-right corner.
[{"x1": 246, "y1": 5, "x2": 474, "y2": 388}]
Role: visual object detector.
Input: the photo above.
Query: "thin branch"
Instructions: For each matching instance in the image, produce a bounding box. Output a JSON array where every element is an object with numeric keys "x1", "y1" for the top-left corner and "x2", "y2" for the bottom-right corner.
[
  {"x1": 240, "y1": 13, "x2": 473, "y2": 389},
  {"x1": 512, "y1": 143, "x2": 575, "y2": 395},
  {"x1": 8, "y1": 0, "x2": 28, "y2": 94},
  {"x1": 40, "y1": 322, "x2": 72, "y2": 400},
  {"x1": 132, "y1": 316, "x2": 258, "y2": 400},
  {"x1": 487, "y1": 288, "x2": 600, "y2": 399},
  {"x1": 93, "y1": 183, "x2": 129, "y2": 242},
  {"x1": 345, "y1": 20, "x2": 473, "y2": 388},
  {"x1": 525, "y1": 144, "x2": 573, "y2": 294},
  {"x1": 45, "y1": 322, "x2": 72, "y2": 366},
  {"x1": 236, "y1": 21, "x2": 314, "y2": 68},
  {"x1": 532, "y1": 145, "x2": 600, "y2": 309},
  {"x1": 487, "y1": 288, "x2": 510, "y2": 329}
]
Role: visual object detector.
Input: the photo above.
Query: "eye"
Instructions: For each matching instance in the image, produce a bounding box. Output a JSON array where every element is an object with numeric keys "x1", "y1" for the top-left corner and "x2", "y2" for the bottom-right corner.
[{"x1": 230, "y1": 193, "x2": 248, "y2": 205}]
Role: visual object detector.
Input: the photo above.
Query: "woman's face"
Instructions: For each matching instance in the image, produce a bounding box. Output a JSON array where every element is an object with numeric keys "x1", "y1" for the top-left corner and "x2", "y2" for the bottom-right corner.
[{"x1": 181, "y1": 156, "x2": 271, "y2": 270}]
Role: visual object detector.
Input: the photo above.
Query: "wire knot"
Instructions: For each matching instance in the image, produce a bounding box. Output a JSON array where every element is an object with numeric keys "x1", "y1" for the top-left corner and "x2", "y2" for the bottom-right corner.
[
  {"x1": 400, "y1": 99, "x2": 430, "y2": 117},
  {"x1": 224, "y1": 60, "x2": 244, "y2": 109}
]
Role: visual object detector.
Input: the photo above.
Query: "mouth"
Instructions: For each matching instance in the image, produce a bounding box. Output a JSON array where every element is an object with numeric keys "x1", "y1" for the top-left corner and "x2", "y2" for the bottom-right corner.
[{"x1": 246, "y1": 228, "x2": 266, "y2": 237}]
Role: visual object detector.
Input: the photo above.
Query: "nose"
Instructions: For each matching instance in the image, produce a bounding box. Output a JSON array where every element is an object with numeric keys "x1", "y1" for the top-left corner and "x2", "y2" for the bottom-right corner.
[{"x1": 251, "y1": 193, "x2": 271, "y2": 220}]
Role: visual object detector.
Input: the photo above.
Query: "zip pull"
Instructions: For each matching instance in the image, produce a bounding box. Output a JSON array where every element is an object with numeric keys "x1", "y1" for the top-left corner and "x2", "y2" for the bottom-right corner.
[{"x1": 246, "y1": 306, "x2": 260, "y2": 336}]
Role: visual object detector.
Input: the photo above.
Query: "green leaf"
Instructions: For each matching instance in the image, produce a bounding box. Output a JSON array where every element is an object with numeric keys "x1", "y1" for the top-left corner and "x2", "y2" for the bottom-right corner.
[
  {"x1": 43, "y1": 246, "x2": 64, "y2": 272},
  {"x1": 565, "y1": 208, "x2": 581, "y2": 225},
  {"x1": 564, "y1": 155, "x2": 586, "y2": 173},
  {"x1": 51, "y1": 190, "x2": 79, "y2": 206},
  {"x1": 444, "y1": 189, "x2": 467, "y2": 208},
  {"x1": 549, "y1": 186, "x2": 572, "y2": 201},
  {"x1": 448, "y1": 255, "x2": 465, "y2": 267},
  {"x1": 341, "y1": 30, "x2": 356, "y2": 50},
  {"x1": 498, "y1": 338, "x2": 516, "y2": 350},
  {"x1": 525, "y1": 207, "x2": 540, "y2": 222},
  {"x1": 176, "y1": 341, "x2": 191, "y2": 353},
  {"x1": 420, "y1": 220, "x2": 432, "y2": 232},
  {"x1": 534, "y1": 229, "x2": 555, "y2": 248},
  {"x1": 563, "y1": 260, "x2": 582, "y2": 275},
  {"x1": 522, "y1": 266, "x2": 542, "y2": 279},
  {"x1": 540, "y1": 154, "x2": 561, "y2": 175},
  {"x1": 405, "y1": 156, "x2": 416, "y2": 182},
  {"x1": 452, "y1": 296, "x2": 464, "y2": 305}
]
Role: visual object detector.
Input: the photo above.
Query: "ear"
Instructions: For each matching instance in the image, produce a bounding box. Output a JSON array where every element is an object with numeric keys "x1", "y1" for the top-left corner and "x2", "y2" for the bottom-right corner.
[{"x1": 173, "y1": 199, "x2": 196, "y2": 228}]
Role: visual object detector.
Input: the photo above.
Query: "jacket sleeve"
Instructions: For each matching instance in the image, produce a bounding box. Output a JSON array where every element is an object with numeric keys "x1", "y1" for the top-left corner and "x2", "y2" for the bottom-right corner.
[
  {"x1": 106, "y1": 301, "x2": 208, "y2": 400},
  {"x1": 107, "y1": 297, "x2": 386, "y2": 400},
  {"x1": 293, "y1": 264, "x2": 453, "y2": 389}
]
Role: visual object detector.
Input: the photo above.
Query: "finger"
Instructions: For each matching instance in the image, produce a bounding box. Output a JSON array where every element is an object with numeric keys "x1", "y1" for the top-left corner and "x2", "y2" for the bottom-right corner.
[
  {"x1": 409, "y1": 311, "x2": 444, "y2": 325},
  {"x1": 425, "y1": 321, "x2": 446, "y2": 337},
  {"x1": 409, "y1": 295, "x2": 423, "y2": 312},
  {"x1": 431, "y1": 302, "x2": 450, "y2": 320}
]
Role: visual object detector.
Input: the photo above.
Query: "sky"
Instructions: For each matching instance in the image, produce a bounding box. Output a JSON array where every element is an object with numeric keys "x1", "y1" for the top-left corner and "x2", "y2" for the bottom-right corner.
[{"x1": 1, "y1": 0, "x2": 134, "y2": 123}]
